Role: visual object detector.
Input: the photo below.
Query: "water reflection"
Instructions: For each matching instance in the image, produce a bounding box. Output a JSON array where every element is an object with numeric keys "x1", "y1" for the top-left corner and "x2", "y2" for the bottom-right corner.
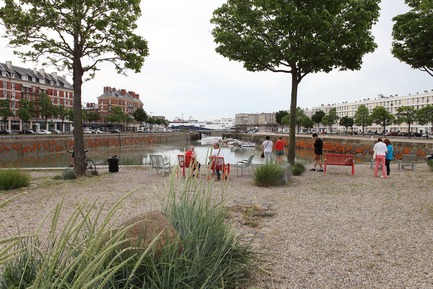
[{"x1": 0, "y1": 136, "x2": 321, "y2": 169}]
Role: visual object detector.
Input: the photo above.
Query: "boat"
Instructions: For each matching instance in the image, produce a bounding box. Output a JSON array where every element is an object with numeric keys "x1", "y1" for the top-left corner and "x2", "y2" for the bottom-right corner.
[{"x1": 239, "y1": 141, "x2": 256, "y2": 148}]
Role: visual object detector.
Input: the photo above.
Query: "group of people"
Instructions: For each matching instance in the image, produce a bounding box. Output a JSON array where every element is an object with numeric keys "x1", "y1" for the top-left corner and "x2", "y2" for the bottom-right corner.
[
  {"x1": 183, "y1": 142, "x2": 224, "y2": 180},
  {"x1": 261, "y1": 136, "x2": 285, "y2": 163},
  {"x1": 373, "y1": 137, "x2": 393, "y2": 178},
  {"x1": 309, "y1": 133, "x2": 394, "y2": 178}
]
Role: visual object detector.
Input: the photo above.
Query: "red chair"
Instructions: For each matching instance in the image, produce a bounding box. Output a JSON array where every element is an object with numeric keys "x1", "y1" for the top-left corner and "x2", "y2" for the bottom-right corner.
[
  {"x1": 177, "y1": 154, "x2": 199, "y2": 177},
  {"x1": 208, "y1": 156, "x2": 230, "y2": 180}
]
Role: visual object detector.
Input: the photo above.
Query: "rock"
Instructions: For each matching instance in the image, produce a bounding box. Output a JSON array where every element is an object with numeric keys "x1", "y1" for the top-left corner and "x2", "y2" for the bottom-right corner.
[{"x1": 111, "y1": 210, "x2": 178, "y2": 255}]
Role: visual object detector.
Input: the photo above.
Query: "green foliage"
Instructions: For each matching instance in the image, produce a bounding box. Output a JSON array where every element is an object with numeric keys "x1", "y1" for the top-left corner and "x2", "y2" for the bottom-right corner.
[
  {"x1": 339, "y1": 116, "x2": 354, "y2": 132},
  {"x1": 354, "y1": 104, "x2": 372, "y2": 135},
  {"x1": 254, "y1": 162, "x2": 285, "y2": 187},
  {"x1": 133, "y1": 108, "x2": 148, "y2": 123},
  {"x1": 371, "y1": 106, "x2": 395, "y2": 134},
  {"x1": 395, "y1": 106, "x2": 417, "y2": 137},
  {"x1": 275, "y1": 110, "x2": 289, "y2": 127},
  {"x1": 61, "y1": 169, "x2": 76, "y2": 180},
  {"x1": 417, "y1": 104, "x2": 433, "y2": 126},
  {"x1": 210, "y1": 0, "x2": 380, "y2": 164},
  {"x1": 0, "y1": 0, "x2": 149, "y2": 177},
  {"x1": 312, "y1": 110, "x2": 326, "y2": 128},
  {"x1": 0, "y1": 169, "x2": 30, "y2": 190},
  {"x1": 322, "y1": 108, "x2": 340, "y2": 132},
  {"x1": 292, "y1": 163, "x2": 306, "y2": 176},
  {"x1": 392, "y1": 0, "x2": 433, "y2": 77},
  {"x1": 0, "y1": 178, "x2": 254, "y2": 288}
]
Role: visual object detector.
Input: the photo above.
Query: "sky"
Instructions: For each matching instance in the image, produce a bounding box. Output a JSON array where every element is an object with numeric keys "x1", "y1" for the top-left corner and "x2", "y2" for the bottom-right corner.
[{"x1": 1, "y1": 0, "x2": 432, "y2": 121}]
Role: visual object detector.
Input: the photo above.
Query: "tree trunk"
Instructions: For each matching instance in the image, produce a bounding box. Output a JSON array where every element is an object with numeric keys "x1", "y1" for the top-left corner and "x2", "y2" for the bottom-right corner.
[
  {"x1": 72, "y1": 40, "x2": 86, "y2": 176},
  {"x1": 287, "y1": 70, "x2": 299, "y2": 165}
]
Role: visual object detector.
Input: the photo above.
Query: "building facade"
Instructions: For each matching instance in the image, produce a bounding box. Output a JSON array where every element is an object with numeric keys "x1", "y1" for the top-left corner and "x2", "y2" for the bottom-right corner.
[
  {"x1": 235, "y1": 112, "x2": 277, "y2": 132},
  {"x1": 97, "y1": 86, "x2": 143, "y2": 120},
  {"x1": 0, "y1": 61, "x2": 74, "y2": 132},
  {"x1": 311, "y1": 90, "x2": 433, "y2": 134}
]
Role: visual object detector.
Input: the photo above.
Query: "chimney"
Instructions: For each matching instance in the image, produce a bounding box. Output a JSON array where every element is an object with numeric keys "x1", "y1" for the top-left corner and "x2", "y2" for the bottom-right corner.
[
  {"x1": 6, "y1": 61, "x2": 12, "y2": 70},
  {"x1": 39, "y1": 68, "x2": 45, "y2": 78},
  {"x1": 121, "y1": 89, "x2": 126, "y2": 95},
  {"x1": 51, "y1": 72, "x2": 58, "y2": 80}
]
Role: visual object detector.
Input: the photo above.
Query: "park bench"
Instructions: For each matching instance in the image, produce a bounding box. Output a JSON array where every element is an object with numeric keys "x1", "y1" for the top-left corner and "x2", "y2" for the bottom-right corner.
[
  {"x1": 324, "y1": 153, "x2": 355, "y2": 175},
  {"x1": 398, "y1": 154, "x2": 417, "y2": 170}
]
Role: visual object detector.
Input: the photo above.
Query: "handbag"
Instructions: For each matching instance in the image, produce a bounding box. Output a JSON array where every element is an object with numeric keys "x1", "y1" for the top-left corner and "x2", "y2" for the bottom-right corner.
[
  {"x1": 373, "y1": 152, "x2": 377, "y2": 160},
  {"x1": 260, "y1": 152, "x2": 265, "y2": 158}
]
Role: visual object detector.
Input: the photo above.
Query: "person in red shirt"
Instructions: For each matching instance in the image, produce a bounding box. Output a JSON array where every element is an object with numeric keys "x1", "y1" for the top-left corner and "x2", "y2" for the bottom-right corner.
[
  {"x1": 185, "y1": 145, "x2": 200, "y2": 171},
  {"x1": 274, "y1": 137, "x2": 285, "y2": 163}
]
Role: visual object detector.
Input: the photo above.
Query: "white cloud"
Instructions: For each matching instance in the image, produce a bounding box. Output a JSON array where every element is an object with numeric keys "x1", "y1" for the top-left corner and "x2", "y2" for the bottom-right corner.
[{"x1": 2, "y1": 0, "x2": 432, "y2": 121}]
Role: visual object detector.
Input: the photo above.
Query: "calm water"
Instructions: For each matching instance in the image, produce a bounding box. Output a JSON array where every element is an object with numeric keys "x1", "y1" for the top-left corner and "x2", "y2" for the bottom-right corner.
[{"x1": 1, "y1": 136, "x2": 309, "y2": 169}]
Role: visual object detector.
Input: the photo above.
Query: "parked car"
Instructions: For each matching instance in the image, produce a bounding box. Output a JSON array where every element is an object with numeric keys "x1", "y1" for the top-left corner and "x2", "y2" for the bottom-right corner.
[
  {"x1": 110, "y1": 129, "x2": 120, "y2": 133},
  {"x1": 51, "y1": 129, "x2": 62, "y2": 134},
  {"x1": 385, "y1": 132, "x2": 399, "y2": 136},
  {"x1": 38, "y1": 129, "x2": 52, "y2": 134},
  {"x1": 20, "y1": 129, "x2": 35, "y2": 134},
  {"x1": 0, "y1": 129, "x2": 12, "y2": 134}
]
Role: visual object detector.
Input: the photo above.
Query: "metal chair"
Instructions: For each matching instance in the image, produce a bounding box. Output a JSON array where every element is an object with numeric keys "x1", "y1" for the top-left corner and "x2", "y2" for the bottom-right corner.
[
  {"x1": 149, "y1": 154, "x2": 171, "y2": 175},
  {"x1": 233, "y1": 154, "x2": 254, "y2": 176}
]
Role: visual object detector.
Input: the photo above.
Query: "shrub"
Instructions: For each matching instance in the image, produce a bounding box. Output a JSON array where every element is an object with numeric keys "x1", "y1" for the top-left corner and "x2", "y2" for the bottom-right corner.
[
  {"x1": 61, "y1": 169, "x2": 76, "y2": 180},
  {"x1": 0, "y1": 177, "x2": 255, "y2": 288},
  {"x1": 292, "y1": 162, "x2": 306, "y2": 176},
  {"x1": 253, "y1": 161, "x2": 285, "y2": 187},
  {"x1": 0, "y1": 169, "x2": 30, "y2": 190}
]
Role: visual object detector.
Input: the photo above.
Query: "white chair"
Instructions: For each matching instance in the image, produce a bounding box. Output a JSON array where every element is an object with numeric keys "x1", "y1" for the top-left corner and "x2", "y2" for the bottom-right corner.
[
  {"x1": 233, "y1": 155, "x2": 254, "y2": 176},
  {"x1": 149, "y1": 154, "x2": 171, "y2": 175}
]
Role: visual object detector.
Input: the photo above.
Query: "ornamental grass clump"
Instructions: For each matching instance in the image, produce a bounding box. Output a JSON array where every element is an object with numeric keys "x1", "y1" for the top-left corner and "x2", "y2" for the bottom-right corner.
[
  {"x1": 292, "y1": 162, "x2": 306, "y2": 176},
  {"x1": 253, "y1": 161, "x2": 285, "y2": 187},
  {"x1": 0, "y1": 176, "x2": 255, "y2": 288},
  {"x1": 0, "y1": 168, "x2": 30, "y2": 190}
]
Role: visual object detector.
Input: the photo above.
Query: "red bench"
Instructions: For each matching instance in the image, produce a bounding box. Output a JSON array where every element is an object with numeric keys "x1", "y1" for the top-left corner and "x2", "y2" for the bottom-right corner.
[{"x1": 324, "y1": 154, "x2": 355, "y2": 175}]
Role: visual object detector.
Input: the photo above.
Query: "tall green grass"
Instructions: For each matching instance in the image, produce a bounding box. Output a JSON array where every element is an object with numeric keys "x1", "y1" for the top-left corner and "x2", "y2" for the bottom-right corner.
[
  {"x1": 0, "y1": 175, "x2": 255, "y2": 288},
  {"x1": 0, "y1": 169, "x2": 30, "y2": 190},
  {"x1": 253, "y1": 161, "x2": 286, "y2": 187}
]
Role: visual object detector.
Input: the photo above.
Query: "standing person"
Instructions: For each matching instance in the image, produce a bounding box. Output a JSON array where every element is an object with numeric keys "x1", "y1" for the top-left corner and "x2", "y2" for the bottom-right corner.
[
  {"x1": 210, "y1": 142, "x2": 224, "y2": 180},
  {"x1": 311, "y1": 133, "x2": 323, "y2": 171},
  {"x1": 261, "y1": 136, "x2": 273, "y2": 163},
  {"x1": 373, "y1": 137, "x2": 387, "y2": 178},
  {"x1": 274, "y1": 137, "x2": 285, "y2": 163},
  {"x1": 384, "y1": 138, "x2": 393, "y2": 176}
]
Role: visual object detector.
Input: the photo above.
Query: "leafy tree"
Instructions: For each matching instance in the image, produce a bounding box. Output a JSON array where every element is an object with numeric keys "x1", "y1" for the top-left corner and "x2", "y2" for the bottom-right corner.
[
  {"x1": 392, "y1": 0, "x2": 433, "y2": 77},
  {"x1": 300, "y1": 116, "x2": 314, "y2": 132},
  {"x1": 371, "y1": 106, "x2": 395, "y2": 135},
  {"x1": 18, "y1": 99, "x2": 36, "y2": 130},
  {"x1": 339, "y1": 116, "x2": 354, "y2": 133},
  {"x1": 86, "y1": 111, "x2": 101, "y2": 123},
  {"x1": 133, "y1": 108, "x2": 148, "y2": 124},
  {"x1": 275, "y1": 110, "x2": 289, "y2": 130},
  {"x1": 0, "y1": 99, "x2": 13, "y2": 130},
  {"x1": 321, "y1": 108, "x2": 340, "y2": 133},
  {"x1": 106, "y1": 106, "x2": 127, "y2": 129},
  {"x1": 311, "y1": 110, "x2": 326, "y2": 132},
  {"x1": 211, "y1": 0, "x2": 380, "y2": 164},
  {"x1": 56, "y1": 105, "x2": 70, "y2": 132},
  {"x1": 395, "y1": 106, "x2": 417, "y2": 138},
  {"x1": 295, "y1": 108, "x2": 307, "y2": 133},
  {"x1": 354, "y1": 104, "x2": 372, "y2": 135},
  {"x1": 38, "y1": 93, "x2": 57, "y2": 129},
  {"x1": 416, "y1": 104, "x2": 433, "y2": 134},
  {"x1": 0, "y1": 0, "x2": 149, "y2": 176},
  {"x1": 281, "y1": 114, "x2": 290, "y2": 129}
]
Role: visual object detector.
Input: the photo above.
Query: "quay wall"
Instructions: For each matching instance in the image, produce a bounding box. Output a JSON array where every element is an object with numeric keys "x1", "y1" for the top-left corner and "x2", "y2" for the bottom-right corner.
[
  {"x1": 0, "y1": 132, "x2": 193, "y2": 158},
  {"x1": 226, "y1": 133, "x2": 433, "y2": 160}
]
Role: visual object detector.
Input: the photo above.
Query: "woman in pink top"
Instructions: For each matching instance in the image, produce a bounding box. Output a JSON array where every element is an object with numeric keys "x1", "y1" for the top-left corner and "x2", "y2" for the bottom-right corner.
[{"x1": 373, "y1": 137, "x2": 388, "y2": 178}]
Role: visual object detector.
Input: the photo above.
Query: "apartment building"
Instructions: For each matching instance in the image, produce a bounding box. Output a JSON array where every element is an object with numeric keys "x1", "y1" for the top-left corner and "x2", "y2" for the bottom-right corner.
[
  {"x1": 311, "y1": 90, "x2": 433, "y2": 134},
  {"x1": 97, "y1": 86, "x2": 143, "y2": 121},
  {"x1": 235, "y1": 112, "x2": 277, "y2": 131},
  {"x1": 0, "y1": 61, "x2": 74, "y2": 132}
]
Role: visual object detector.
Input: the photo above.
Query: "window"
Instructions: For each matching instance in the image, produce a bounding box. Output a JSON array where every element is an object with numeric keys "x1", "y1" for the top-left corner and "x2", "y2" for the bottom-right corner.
[{"x1": 21, "y1": 75, "x2": 28, "y2": 80}]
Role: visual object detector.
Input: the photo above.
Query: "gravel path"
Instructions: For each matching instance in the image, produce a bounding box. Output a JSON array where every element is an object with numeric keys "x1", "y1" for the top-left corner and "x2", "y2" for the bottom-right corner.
[{"x1": 1, "y1": 163, "x2": 432, "y2": 288}]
